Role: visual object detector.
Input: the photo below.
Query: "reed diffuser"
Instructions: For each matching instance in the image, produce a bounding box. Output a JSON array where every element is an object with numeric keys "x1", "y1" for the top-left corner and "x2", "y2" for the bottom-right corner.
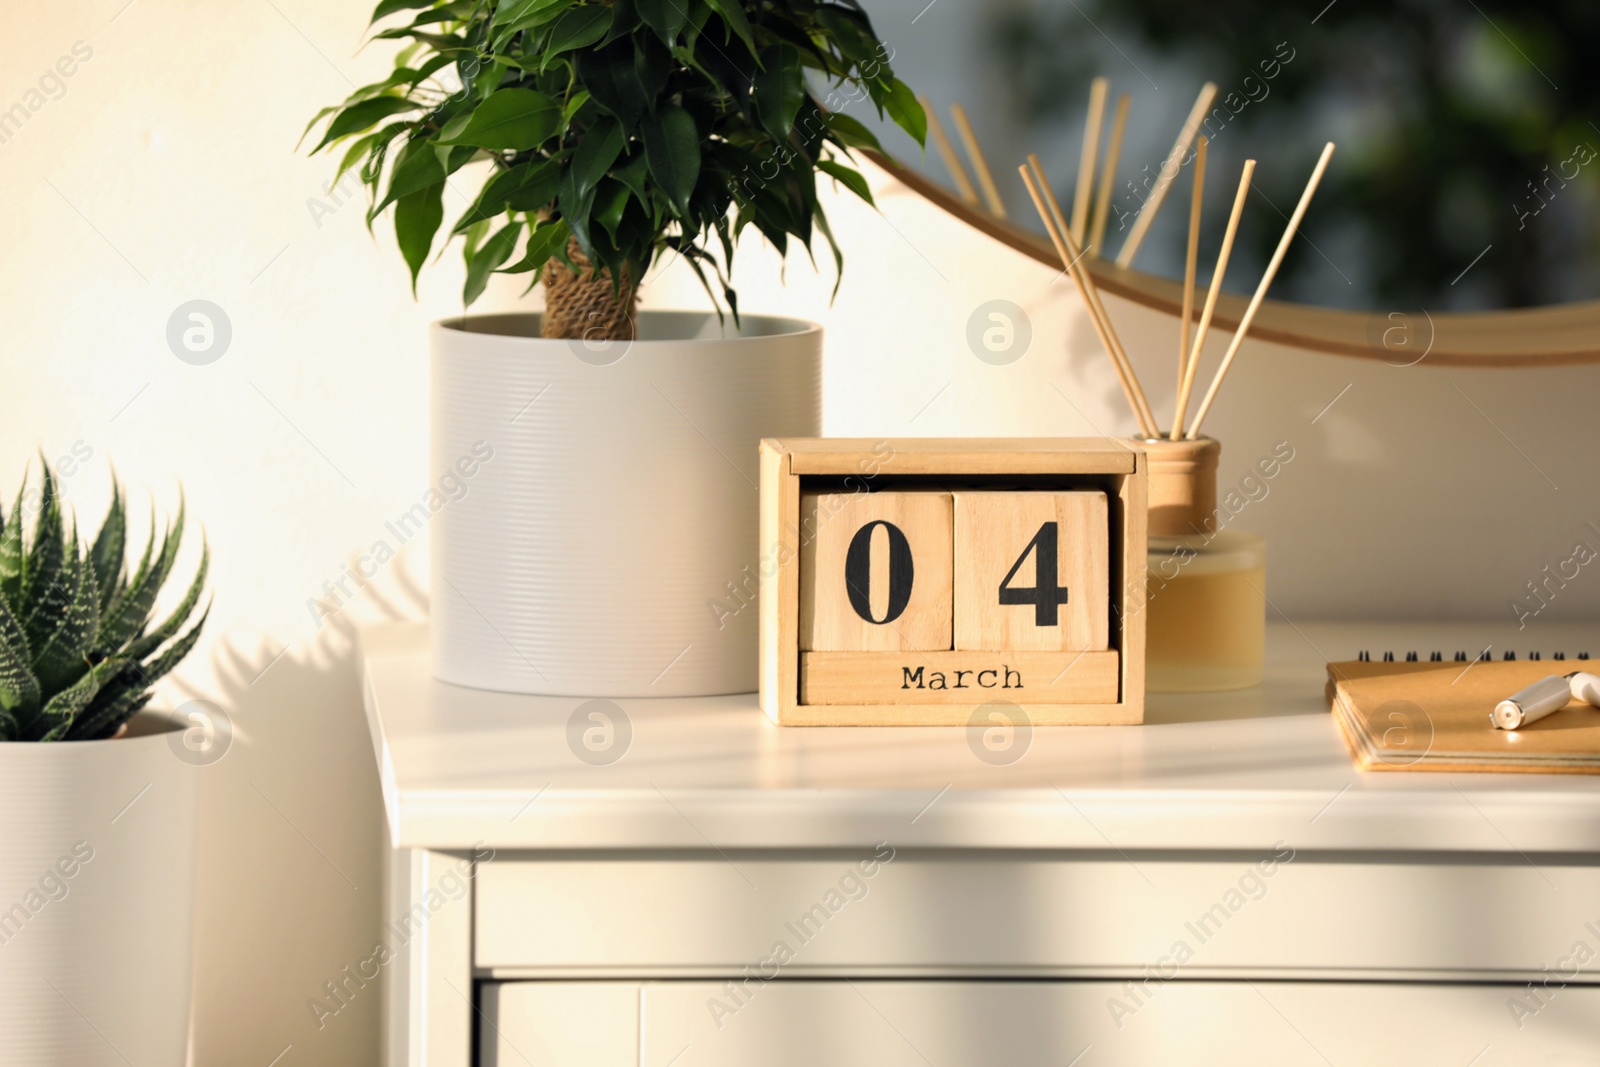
[{"x1": 1020, "y1": 89, "x2": 1333, "y2": 691}]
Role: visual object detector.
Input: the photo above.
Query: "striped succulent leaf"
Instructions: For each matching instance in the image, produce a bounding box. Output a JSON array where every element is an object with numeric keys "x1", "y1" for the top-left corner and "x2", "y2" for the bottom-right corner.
[
  {"x1": 0, "y1": 596, "x2": 40, "y2": 731},
  {"x1": 0, "y1": 460, "x2": 209, "y2": 743},
  {"x1": 89, "y1": 478, "x2": 126, "y2": 613},
  {"x1": 99, "y1": 500, "x2": 184, "y2": 653},
  {"x1": 0, "y1": 487, "x2": 23, "y2": 612},
  {"x1": 68, "y1": 606, "x2": 209, "y2": 742},
  {"x1": 21, "y1": 468, "x2": 68, "y2": 652},
  {"x1": 31, "y1": 543, "x2": 99, "y2": 697}
]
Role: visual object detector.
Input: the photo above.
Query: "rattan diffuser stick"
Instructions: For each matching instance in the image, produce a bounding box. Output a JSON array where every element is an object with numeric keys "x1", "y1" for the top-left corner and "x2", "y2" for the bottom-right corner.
[
  {"x1": 1021, "y1": 160, "x2": 1159, "y2": 438},
  {"x1": 1171, "y1": 158, "x2": 1255, "y2": 440},
  {"x1": 1116, "y1": 82, "x2": 1218, "y2": 268},
  {"x1": 1027, "y1": 157, "x2": 1160, "y2": 434},
  {"x1": 952, "y1": 103, "x2": 1006, "y2": 218},
  {"x1": 1089, "y1": 93, "x2": 1130, "y2": 255},
  {"x1": 1186, "y1": 142, "x2": 1336, "y2": 439},
  {"x1": 1178, "y1": 136, "x2": 1207, "y2": 411},
  {"x1": 921, "y1": 97, "x2": 979, "y2": 207},
  {"x1": 1071, "y1": 77, "x2": 1109, "y2": 243}
]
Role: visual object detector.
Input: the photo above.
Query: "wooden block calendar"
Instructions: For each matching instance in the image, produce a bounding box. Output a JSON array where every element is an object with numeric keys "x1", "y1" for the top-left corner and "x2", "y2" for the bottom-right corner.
[{"x1": 760, "y1": 439, "x2": 1147, "y2": 726}]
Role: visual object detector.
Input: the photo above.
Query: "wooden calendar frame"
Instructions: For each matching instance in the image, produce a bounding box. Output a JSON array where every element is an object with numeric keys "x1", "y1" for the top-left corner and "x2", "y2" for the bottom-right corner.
[{"x1": 759, "y1": 438, "x2": 1148, "y2": 727}]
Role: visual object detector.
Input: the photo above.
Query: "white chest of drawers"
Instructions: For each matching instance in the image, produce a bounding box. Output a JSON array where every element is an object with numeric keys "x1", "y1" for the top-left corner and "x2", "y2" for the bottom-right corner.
[{"x1": 361, "y1": 621, "x2": 1600, "y2": 1066}]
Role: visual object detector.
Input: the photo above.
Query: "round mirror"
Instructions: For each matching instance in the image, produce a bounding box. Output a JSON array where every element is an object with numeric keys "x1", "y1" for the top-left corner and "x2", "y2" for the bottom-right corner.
[{"x1": 854, "y1": 0, "x2": 1600, "y2": 365}]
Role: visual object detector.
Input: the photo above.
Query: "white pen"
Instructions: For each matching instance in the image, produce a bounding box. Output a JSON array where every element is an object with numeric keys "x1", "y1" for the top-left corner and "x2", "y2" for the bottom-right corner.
[{"x1": 1492, "y1": 671, "x2": 1600, "y2": 730}]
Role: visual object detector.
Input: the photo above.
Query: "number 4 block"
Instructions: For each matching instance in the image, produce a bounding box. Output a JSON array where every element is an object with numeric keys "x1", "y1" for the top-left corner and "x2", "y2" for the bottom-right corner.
[{"x1": 953, "y1": 491, "x2": 1110, "y2": 651}]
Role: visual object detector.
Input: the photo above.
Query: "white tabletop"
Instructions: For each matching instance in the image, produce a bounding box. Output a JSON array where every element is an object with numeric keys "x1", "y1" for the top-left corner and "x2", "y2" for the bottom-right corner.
[{"x1": 361, "y1": 621, "x2": 1600, "y2": 855}]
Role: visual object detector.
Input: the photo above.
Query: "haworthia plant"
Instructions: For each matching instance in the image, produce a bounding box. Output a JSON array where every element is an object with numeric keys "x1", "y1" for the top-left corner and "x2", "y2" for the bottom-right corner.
[
  {"x1": 0, "y1": 463, "x2": 209, "y2": 742},
  {"x1": 302, "y1": 0, "x2": 926, "y2": 320}
]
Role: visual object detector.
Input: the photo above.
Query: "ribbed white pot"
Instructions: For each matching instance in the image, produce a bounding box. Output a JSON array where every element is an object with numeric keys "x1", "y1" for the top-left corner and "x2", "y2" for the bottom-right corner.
[
  {"x1": 0, "y1": 713, "x2": 196, "y2": 1066},
  {"x1": 431, "y1": 311, "x2": 822, "y2": 696}
]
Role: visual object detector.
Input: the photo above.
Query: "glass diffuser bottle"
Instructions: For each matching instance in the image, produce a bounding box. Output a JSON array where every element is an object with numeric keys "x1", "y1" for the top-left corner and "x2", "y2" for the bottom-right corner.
[{"x1": 1141, "y1": 438, "x2": 1266, "y2": 692}]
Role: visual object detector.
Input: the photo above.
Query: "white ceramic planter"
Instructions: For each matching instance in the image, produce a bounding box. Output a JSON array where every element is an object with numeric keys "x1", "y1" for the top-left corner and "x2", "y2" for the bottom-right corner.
[
  {"x1": 431, "y1": 310, "x2": 822, "y2": 697},
  {"x1": 0, "y1": 713, "x2": 196, "y2": 1066}
]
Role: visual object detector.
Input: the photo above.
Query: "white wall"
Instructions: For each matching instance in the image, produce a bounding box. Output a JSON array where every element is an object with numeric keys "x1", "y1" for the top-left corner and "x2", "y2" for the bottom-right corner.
[{"x1": 3, "y1": 2, "x2": 1599, "y2": 1064}]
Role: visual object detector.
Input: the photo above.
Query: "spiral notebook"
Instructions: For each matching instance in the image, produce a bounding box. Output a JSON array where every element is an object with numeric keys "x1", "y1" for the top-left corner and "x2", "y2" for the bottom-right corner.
[{"x1": 1326, "y1": 652, "x2": 1600, "y2": 774}]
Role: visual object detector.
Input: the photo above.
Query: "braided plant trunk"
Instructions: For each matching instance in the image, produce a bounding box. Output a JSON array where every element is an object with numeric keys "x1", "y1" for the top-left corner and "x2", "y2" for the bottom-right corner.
[{"x1": 541, "y1": 239, "x2": 639, "y2": 342}]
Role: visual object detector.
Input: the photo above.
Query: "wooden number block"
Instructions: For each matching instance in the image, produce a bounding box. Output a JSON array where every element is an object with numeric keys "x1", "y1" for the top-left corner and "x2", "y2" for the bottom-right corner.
[
  {"x1": 954, "y1": 491, "x2": 1109, "y2": 651},
  {"x1": 799, "y1": 491, "x2": 953, "y2": 651}
]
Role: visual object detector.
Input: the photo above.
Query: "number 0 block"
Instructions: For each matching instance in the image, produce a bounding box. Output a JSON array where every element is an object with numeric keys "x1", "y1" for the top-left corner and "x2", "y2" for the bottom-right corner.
[
  {"x1": 954, "y1": 491, "x2": 1109, "y2": 651},
  {"x1": 799, "y1": 491, "x2": 953, "y2": 651}
]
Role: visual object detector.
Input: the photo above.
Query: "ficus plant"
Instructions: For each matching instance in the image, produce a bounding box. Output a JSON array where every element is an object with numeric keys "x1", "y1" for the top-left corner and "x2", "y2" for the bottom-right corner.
[
  {"x1": 304, "y1": 0, "x2": 926, "y2": 341},
  {"x1": 0, "y1": 463, "x2": 209, "y2": 742}
]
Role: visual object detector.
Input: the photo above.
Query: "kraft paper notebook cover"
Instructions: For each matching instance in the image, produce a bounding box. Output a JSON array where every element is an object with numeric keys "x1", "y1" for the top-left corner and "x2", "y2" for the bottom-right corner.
[{"x1": 1325, "y1": 659, "x2": 1600, "y2": 774}]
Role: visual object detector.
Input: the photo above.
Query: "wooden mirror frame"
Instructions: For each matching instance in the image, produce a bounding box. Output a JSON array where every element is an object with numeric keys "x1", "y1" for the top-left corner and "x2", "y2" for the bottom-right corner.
[{"x1": 868, "y1": 150, "x2": 1600, "y2": 368}]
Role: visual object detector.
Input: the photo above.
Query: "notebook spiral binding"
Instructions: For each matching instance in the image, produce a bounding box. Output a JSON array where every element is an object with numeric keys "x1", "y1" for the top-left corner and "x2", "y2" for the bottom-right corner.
[{"x1": 1355, "y1": 650, "x2": 1592, "y2": 663}]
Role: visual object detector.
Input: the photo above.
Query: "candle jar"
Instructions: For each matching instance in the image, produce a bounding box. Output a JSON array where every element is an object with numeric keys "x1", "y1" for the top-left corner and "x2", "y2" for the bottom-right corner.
[{"x1": 1140, "y1": 438, "x2": 1266, "y2": 692}]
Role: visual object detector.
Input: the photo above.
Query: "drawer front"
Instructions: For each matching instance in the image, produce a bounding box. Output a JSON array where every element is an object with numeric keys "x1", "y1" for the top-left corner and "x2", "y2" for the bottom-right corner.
[
  {"x1": 475, "y1": 850, "x2": 1600, "y2": 979},
  {"x1": 481, "y1": 979, "x2": 1600, "y2": 1067}
]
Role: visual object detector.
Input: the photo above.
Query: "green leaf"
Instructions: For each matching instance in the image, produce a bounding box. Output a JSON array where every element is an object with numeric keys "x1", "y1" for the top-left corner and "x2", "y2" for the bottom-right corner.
[
  {"x1": 65, "y1": 687, "x2": 148, "y2": 742},
  {"x1": 23, "y1": 466, "x2": 68, "y2": 653},
  {"x1": 702, "y1": 0, "x2": 755, "y2": 52},
  {"x1": 543, "y1": 4, "x2": 610, "y2": 59},
  {"x1": 395, "y1": 181, "x2": 446, "y2": 294},
  {"x1": 577, "y1": 40, "x2": 645, "y2": 129},
  {"x1": 370, "y1": 0, "x2": 437, "y2": 24},
  {"x1": 463, "y1": 218, "x2": 492, "y2": 259},
  {"x1": 505, "y1": 165, "x2": 564, "y2": 212},
  {"x1": 600, "y1": 0, "x2": 641, "y2": 43},
  {"x1": 818, "y1": 159, "x2": 873, "y2": 205},
  {"x1": 375, "y1": 139, "x2": 446, "y2": 215},
  {"x1": 572, "y1": 118, "x2": 625, "y2": 198},
  {"x1": 681, "y1": 0, "x2": 712, "y2": 51},
  {"x1": 0, "y1": 596, "x2": 39, "y2": 723},
  {"x1": 880, "y1": 77, "x2": 926, "y2": 147},
  {"x1": 594, "y1": 180, "x2": 631, "y2": 238},
  {"x1": 335, "y1": 134, "x2": 381, "y2": 187},
  {"x1": 313, "y1": 97, "x2": 420, "y2": 153},
  {"x1": 463, "y1": 222, "x2": 523, "y2": 304},
  {"x1": 437, "y1": 88, "x2": 560, "y2": 151},
  {"x1": 493, "y1": 0, "x2": 570, "y2": 27},
  {"x1": 612, "y1": 150, "x2": 649, "y2": 201},
  {"x1": 395, "y1": 6, "x2": 468, "y2": 31},
  {"x1": 442, "y1": 143, "x2": 480, "y2": 178},
  {"x1": 27, "y1": 656, "x2": 117, "y2": 742},
  {"x1": 124, "y1": 542, "x2": 209, "y2": 665},
  {"x1": 344, "y1": 56, "x2": 454, "y2": 106},
  {"x1": 298, "y1": 105, "x2": 344, "y2": 150},
  {"x1": 0, "y1": 485, "x2": 23, "y2": 612},
  {"x1": 754, "y1": 43, "x2": 804, "y2": 143},
  {"x1": 641, "y1": 104, "x2": 700, "y2": 216},
  {"x1": 824, "y1": 111, "x2": 883, "y2": 152},
  {"x1": 99, "y1": 503, "x2": 183, "y2": 654},
  {"x1": 89, "y1": 480, "x2": 125, "y2": 613},
  {"x1": 453, "y1": 158, "x2": 561, "y2": 233},
  {"x1": 634, "y1": 33, "x2": 672, "y2": 104},
  {"x1": 77, "y1": 600, "x2": 207, "y2": 742},
  {"x1": 31, "y1": 545, "x2": 98, "y2": 697},
  {"x1": 563, "y1": 90, "x2": 592, "y2": 126},
  {"x1": 815, "y1": 9, "x2": 880, "y2": 68},
  {"x1": 635, "y1": 0, "x2": 688, "y2": 45},
  {"x1": 501, "y1": 218, "x2": 570, "y2": 275}
]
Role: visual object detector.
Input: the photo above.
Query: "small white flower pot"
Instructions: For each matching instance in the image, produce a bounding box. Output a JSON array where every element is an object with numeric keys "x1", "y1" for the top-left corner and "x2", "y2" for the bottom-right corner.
[
  {"x1": 0, "y1": 713, "x2": 197, "y2": 1066},
  {"x1": 431, "y1": 310, "x2": 822, "y2": 697}
]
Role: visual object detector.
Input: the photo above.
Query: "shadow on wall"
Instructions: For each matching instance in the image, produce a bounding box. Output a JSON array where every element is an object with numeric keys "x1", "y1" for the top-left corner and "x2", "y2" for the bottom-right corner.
[{"x1": 176, "y1": 561, "x2": 428, "y2": 1066}]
